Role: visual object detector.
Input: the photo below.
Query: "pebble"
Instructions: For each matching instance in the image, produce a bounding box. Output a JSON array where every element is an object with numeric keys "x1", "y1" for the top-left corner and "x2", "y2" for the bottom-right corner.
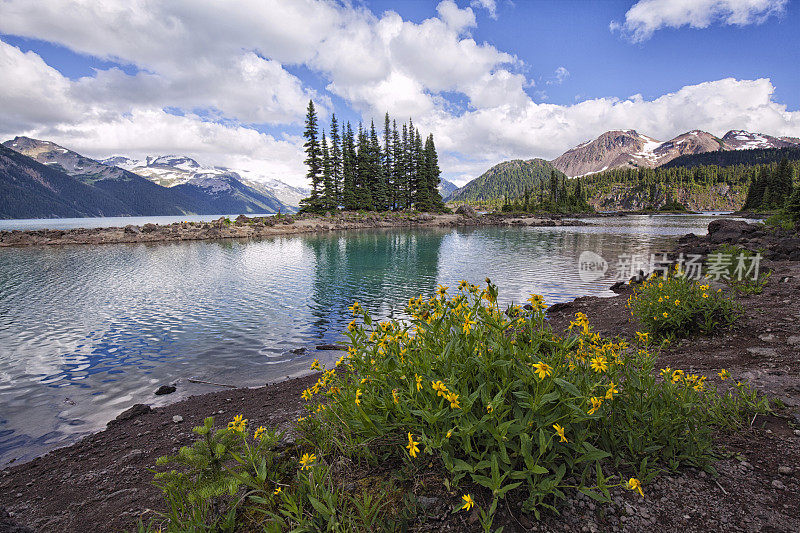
[
  {"x1": 787, "y1": 335, "x2": 800, "y2": 346},
  {"x1": 771, "y1": 479, "x2": 786, "y2": 490},
  {"x1": 172, "y1": 415, "x2": 183, "y2": 423},
  {"x1": 758, "y1": 334, "x2": 776, "y2": 342},
  {"x1": 777, "y1": 466, "x2": 793, "y2": 475}
]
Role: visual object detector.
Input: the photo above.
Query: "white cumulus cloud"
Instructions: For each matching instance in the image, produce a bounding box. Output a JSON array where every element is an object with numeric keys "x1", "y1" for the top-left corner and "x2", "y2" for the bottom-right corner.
[{"x1": 612, "y1": 0, "x2": 787, "y2": 42}]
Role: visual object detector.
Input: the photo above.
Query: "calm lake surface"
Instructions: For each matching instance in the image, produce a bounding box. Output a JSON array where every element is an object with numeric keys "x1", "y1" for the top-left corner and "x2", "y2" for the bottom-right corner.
[{"x1": 0, "y1": 214, "x2": 732, "y2": 465}]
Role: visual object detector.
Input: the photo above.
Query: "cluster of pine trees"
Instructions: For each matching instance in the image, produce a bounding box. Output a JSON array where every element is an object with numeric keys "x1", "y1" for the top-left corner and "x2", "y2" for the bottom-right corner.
[
  {"x1": 299, "y1": 101, "x2": 444, "y2": 213},
  {"x1": 501, "y1": 171, "x2": 592, "y2": 213},
  {"x1": 742, "y1": 157, "x2": 797, "y2": 211}
]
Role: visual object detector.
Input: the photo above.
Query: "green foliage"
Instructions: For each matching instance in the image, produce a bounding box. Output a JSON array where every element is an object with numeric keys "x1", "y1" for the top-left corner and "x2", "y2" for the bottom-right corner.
[
  {"x1": 302, "y1": 283, "x2": 764, "y2": 523},
  {"x1": 785, "y1": 184, "x2": 800, "y2": 224},
  {"x1": 711, "y1": 244, "x2": 772, "y2": 295},
  {"x1": 627, "y1": 272, "x2": 741, "y2": 340},
  {"x1": 743, "y1": 157, "x2": 796, "y2": 211}
]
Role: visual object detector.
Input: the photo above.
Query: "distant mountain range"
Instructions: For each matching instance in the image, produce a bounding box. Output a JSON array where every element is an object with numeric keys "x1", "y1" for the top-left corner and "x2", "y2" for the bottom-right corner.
[
  {"x1": 446, "y1": 129, "x2": 800, "y2": 203},
  {"x1": 550, "y1": 129, "x2": 800, "y2": 178},
  {"x1": 0, "y1": 136, "x2": 306, "y2": 219},
  {"x1": 100, "y1": 154, "x2": 309, "y2": 210}
]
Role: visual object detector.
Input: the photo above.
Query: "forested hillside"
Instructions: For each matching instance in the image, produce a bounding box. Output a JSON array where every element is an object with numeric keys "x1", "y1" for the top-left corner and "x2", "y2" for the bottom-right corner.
[
  {"x1": 662, "y1": 146, "x2": 800, "y2": 170},
  {"x1": 448, "y1": 159, "x2": 565, "y2": 203}
]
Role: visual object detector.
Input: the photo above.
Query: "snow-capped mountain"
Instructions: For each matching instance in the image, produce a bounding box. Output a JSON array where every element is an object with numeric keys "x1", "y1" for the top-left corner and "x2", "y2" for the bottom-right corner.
[
  {"x1": 5, "y1": 137, "x2": 129, "y2": 182},
  {"x1": 551, "y1": 129, "x2": 800, "y2": 177},
  {"x1": 438, "y1": 178, "x2": 459, "y2": 200},
  {"x1": 101, "y1": 155, "x2": 307, "y2": 210},
  {"x1": 720, "y1": 130, "x2": 800, "y2": 151}
]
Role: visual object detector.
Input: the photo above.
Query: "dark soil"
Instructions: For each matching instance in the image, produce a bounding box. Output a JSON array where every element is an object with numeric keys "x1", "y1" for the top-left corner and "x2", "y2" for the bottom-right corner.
[{"x1": 2, "y1": 221, "x2": 799, "y2": 532}]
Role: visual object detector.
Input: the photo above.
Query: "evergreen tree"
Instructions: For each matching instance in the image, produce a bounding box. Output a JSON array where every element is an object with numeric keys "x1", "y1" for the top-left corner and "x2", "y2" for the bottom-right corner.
[
  {"x1": 342, "y1": 122, "x2": 357, "y2": 210},
  {"x1": 369, "y1": 121, "x2": 387, "y2": 211},
  {"x1": 355, "y1": 124, "x2": 374, "y2": 210},
  {"x1": 391, "y1": 121, "x2": 404, "y2": 210},
  {"x1": 424, "y1": 134, "x2": 444, "y2": 211},
  {"x1": 320, "y1": 131, "x2": 335, "y2": 211},
  {"x1": 399, "y1": 123, "x2": 410, "y2": 209},
  {"x1": 298, "y1": 100, "x2": 323, "y2": 213},
  {"x1": 786, "y1": 184, "x2": 800, "y2": 224},
  {"x1": 411, "y1": 128, "x2": 426, "y2": 209},
  {"x1": 330, "y1": 114, "x2": 342, "y2": 206}
]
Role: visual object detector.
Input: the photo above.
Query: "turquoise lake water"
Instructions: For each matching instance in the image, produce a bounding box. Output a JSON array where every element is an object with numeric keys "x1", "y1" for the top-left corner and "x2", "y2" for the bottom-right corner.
[{"x1": 0, "y1": 214, "x2": 732, "y2": 465}]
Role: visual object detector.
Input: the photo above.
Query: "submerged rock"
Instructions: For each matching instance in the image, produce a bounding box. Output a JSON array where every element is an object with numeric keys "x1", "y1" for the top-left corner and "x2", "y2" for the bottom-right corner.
[{"x1": 154, "y1": 385, "x2": 176, "y2": 396}]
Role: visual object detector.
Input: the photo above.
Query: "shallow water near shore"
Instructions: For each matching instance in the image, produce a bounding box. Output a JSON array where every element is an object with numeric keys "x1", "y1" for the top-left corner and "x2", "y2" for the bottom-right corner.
[{"x1": 0, "y1": 213, "x2": 735, "y2": 466}]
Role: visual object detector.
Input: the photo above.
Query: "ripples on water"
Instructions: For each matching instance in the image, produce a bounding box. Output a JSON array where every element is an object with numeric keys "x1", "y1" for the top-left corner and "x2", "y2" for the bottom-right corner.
[{"x1": 0, "y1": 214, "x2": 727, "y2": 465}]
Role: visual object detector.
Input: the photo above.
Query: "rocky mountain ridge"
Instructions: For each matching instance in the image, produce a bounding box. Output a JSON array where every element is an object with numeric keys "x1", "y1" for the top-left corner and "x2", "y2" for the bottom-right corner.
[{"x1": 550, "y1": 129, "x2": 800, "y2": 177}]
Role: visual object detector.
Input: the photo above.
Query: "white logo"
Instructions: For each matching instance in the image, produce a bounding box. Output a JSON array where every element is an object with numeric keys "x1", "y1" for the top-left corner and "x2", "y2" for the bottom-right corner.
[{"x1": 578, "y1": 251, "x2": 608, "y2": 282}]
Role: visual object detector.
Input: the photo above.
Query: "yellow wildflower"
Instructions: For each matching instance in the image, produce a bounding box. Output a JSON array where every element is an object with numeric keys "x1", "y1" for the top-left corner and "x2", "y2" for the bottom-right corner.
[
  {"x1": 415, "y1": 374, "x2": 423, "y2": 391},
  {"x1": 702, "y1": 292, "x2": 709, "y2": 299},
  {"x1": 635, "y1": 331, "x2": 649, "y2": 343},
  {"x1": 446, "y1": 429, "x2": 452, "y2": 438},
  {"x1": 348, "y1": 301, "x2": 362, "y2": 315},
  {"x1": 310, "y1": 358, "x2": 322, "y2": 371},
  {"x1": 553, "y1": 423, "x2": 567, "y2": 443},
  {"x1": 355, "y1": 388, "x2": 362, "y2": 406},
  {"x1": 486, "y1": 404, "x2": 494, "y2": 413},
  {"x1": 718, "y1": 369, "x2": 730, "y2": 381},
  {"x1": 662, "y1": 311, "x2": 669, "y2": 318},
  {"x1": 273, "y1": 487, "x2": 282, "y2": 495},
  {"x1": 254, "y1": 426, "x2": 266, "y2": 440},
  {"x1": 228, "y1": 414, "x2": 247, "y2": 432},
  {"x1": 446, "y1": 392, "x2": 460, "y2": 409},
  {"x1": 301, "y1": 388, "x2": 313, "y2": 401},
  {"x1": 299, "y1": 453, "x2": 316, "y2": 470},
  {"x1": 461, "y1": 494, "x2": 475, "y2": 511},
  {"x1": 589, "y1": 356, "x2": 608, "y2": 373},
  {"x1": 392, "y1": 389, "x2": 399, "y2": 404},
  {"x1": 532, "y1": 361, "x2": 553, "y2": 380},
  {"x1": 671, "y1": 369, "x2": 684, "y2": 383},
  {"x1": 587, "y1": 396, "x2": 603, "y2": 415},
  {"x1": 605, "y1": 381, "x2": 618, "y2": 400},
  {"x1": 626, "y1": 477, "x2": 644, "y2": 497},
  {"x1": 463, "y1": 317, "x2": 476, "y2": 335},
  {"x1": 406, "y1": 432, "x2": 420, "y2": 458},
  {"x1": 348, "y1": 319, "x2": 357, "y2": 332},
  {"x1": 527, "y1": 294, "x2": 546, "y2": 311}
]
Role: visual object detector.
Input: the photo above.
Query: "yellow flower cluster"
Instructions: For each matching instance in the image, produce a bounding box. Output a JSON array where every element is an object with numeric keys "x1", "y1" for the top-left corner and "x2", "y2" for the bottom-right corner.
[
  {"x1": 432, "y1": 380, "x2": 460, "y2": 409},
  {"x1": 227, "y1": 414, "x2": 247, "y2": 432},
  {"x1": 660, "y1": 367, "x2": 708, "y2": 391}
]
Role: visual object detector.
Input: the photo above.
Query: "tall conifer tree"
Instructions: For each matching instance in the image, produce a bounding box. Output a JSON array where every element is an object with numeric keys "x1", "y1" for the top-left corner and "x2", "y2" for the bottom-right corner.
[
  {"x1": 299, "y1": 100, "x2": 322, "y2": 213},
  {"x1": 330, "y1": 114, "x2": 342, "y2": 206}
]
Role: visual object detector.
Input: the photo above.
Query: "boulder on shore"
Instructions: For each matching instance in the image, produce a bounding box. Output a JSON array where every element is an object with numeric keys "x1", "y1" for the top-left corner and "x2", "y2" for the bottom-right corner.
[
  {"x1": 455, "y1": 205, "x2": 478, "y2": 218},
  {"x1": 707, "y1": 219, "x2": 757, "y2": 244}
]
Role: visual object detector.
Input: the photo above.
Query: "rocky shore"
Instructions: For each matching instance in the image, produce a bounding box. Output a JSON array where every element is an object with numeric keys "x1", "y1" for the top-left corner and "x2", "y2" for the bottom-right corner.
[
  {"x1": 0, "y1": 211, "x2": 583, "y2": 247},
  {"x1": 1, "y1": 218, "x2": 799, "y2": 532}
]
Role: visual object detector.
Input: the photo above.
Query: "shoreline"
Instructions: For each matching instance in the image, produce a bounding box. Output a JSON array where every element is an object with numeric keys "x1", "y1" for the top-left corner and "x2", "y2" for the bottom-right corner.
[
  {"x1": 1, "y1": 218, "x2": 799, "y2": 532},
  {"x1": 0, "y1": 211, "x2": 586, "y2": 247}
]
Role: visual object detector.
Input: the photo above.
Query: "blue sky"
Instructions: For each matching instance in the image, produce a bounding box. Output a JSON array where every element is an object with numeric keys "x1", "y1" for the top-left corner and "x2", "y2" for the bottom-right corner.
[{"x1": 1, "y1": 0, "x2": 798, "y2": 186}]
